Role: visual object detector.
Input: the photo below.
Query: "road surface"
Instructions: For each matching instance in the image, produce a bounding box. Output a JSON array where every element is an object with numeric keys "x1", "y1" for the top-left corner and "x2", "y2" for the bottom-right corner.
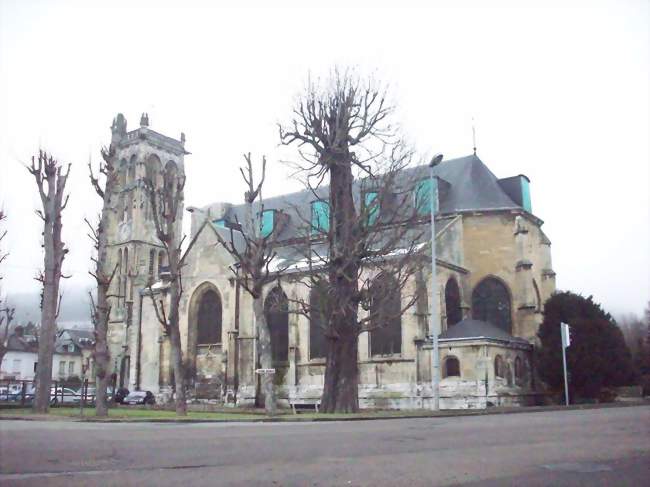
[{"x1": 1, "y1": 405, "x2": 649, "y2": 486}]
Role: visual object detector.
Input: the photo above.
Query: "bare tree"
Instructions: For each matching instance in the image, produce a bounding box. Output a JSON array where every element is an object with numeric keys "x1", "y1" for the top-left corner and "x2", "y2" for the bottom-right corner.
[
  {"x1": 213, "y1": 153, "x2": 287, "y2": 415},
  {"x1": 0, "y1": 211, "x2": 16, "y2": 364},
  {"x1": 27, "y1": 151, "x2": 70, "y2": 413},
  {"x1": 87, "y1": 147, "x2": 119, "y2": 416},
  {"x1": 280, "y1": 70, "x2": 427, "y2": 413},
  {"x1": 144, "y1": 163, "x2": 188, "y2": 415}
]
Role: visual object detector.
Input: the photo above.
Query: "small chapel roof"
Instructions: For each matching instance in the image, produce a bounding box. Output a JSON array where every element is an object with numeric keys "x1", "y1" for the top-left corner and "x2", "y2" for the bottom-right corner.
[{"x1": 439, "y1": 318, "x2": 530, "y2": 345}]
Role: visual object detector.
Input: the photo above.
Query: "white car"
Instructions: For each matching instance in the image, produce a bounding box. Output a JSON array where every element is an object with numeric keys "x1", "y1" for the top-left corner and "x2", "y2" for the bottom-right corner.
[{"x1": 50, "y1": 387, "x2": 80, "y2": 405}]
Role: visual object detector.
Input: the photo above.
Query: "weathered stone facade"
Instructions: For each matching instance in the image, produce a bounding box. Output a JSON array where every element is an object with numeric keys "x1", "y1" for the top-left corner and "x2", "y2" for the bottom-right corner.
[{"x1": 105, "y1": 115, "x2": 556, "y2": 409}]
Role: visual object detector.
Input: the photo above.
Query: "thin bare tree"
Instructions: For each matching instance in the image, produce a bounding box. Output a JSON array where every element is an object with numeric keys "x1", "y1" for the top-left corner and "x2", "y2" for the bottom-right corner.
[
  {"x1": 0, "y1": 211, "x2": 16, "y2": 364},
  {"x1": 213, "y1": 153, "x2": 287, "y2": 415},
  {"x1": 280, "y1": 70, "x2": 427, "y2": 413},
  {"x1": 87, "y1": 146, "x2": 120, "y2": 416},
  {"x1": 144, "y1": 163, "x2": 188, "y2": 415},
  {"x1": 27, "y1": 151, "x2": 70, "y2": 413}
]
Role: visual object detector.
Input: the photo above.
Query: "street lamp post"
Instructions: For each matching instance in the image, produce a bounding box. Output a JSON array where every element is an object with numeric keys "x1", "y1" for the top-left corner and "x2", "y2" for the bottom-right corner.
[{"x1": 429, "y1": 153, "x2": 443, "y2": 411}]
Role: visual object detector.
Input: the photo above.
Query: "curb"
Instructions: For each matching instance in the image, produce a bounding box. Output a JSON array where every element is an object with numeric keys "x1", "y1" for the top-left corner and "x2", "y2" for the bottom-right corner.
[{"x1": 1, "y1": 400, "x2": 648, "y2": 424}]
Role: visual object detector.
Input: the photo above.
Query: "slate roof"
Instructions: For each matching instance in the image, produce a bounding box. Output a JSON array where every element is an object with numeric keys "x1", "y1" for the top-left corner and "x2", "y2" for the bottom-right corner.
[
  {"x1": 6, "y1": 334, "x2": 39, "y2": 353},
  {"x1": 439, "y1": 318, "x2": 530, "y2": 344},
  {"x1": 207, "y1": 154, "x2": 530, "y2": 243}
]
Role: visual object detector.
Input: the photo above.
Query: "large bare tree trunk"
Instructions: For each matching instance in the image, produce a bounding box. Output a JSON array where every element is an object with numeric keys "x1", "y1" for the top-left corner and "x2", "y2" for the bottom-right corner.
[
  {"x1": 168, "y1": 259, "x2": 187, "y2": 416},
  {"x1": 28, "y1": 151, "x2": 70, "y2": 414},
  {"x1": 253, "y1": 297, "x2": 276, "y2": 415},
  {"x1": 321, "y1": 154, "x2": 360, "y2": 413},
  {"x1": 89, "y1": 148, "x2": 119, "y2": 417}
]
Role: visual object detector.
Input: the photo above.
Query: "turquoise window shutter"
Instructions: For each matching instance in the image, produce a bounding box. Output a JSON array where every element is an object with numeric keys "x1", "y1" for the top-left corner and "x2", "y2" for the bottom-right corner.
[
  {"x1": 261, "y1": 209, "x2": 275, "y2": 237},
  {"x1": 365, "y1": 191, "x2": 379, "y2": 225},
  {"x1": 415, "y1": 178, "x2": 437, "y2": 215},
  {"x1": 521, "y1": 178, "x2": 532, "y2": 213},
  {"x1": 212, "y1": 218, "x2": 226, "y2": 228},
  {"x1": 311, "y1": 200, "x2": 330, "y2": 235}
]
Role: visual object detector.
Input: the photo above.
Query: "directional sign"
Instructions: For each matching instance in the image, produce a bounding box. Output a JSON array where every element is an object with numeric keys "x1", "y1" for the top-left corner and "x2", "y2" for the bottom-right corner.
[{"x1": 255, "y1": 368, "x2": 276, "y2": 375}]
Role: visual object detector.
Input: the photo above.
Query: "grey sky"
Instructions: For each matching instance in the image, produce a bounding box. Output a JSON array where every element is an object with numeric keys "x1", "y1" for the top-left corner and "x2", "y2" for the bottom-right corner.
[{"x1": 0, "y1": 0, "x2": 648, "y2": 317}]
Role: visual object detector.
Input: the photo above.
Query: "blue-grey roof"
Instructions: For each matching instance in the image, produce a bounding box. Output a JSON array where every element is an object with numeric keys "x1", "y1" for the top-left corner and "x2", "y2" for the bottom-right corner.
[
  {"x1": 210, "y1": 154, "x2": 530, "y2": 242},
  {"x1": 439, "y1": 318, "x2": 529, "y2": 344}
]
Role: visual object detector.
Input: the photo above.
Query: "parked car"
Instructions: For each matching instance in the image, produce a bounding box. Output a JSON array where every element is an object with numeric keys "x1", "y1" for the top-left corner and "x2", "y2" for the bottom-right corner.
[
  {"x1": 123, "y1": 390, "x2": 155, "y2": 405},
  {"x1": 114, "y1": 387, "x2": 130, "y2": 404},
  {"x1": 50, "y1": 387, "x2": 81, "y2": 405}
]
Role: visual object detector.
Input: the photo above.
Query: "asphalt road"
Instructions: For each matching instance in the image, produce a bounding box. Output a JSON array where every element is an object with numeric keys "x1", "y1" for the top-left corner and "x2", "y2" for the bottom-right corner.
[{"x1": 1, "y1": 405, "x2": 649, "y2": 486}]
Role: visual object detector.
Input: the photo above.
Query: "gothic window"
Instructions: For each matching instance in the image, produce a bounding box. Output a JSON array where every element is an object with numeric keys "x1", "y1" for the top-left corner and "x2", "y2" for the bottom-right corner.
[
  {"x1": 445, "y1": 277, "x2": 462, "y2": 327},
  {"x1": 123, "y1": 248, "x2": 129, "y2": 305},
  {"x1": 370, "y1": 274, "x2": 402, "y2": 356},
  {"x1": 158, "y1": 251, "x2": 165, "y2": 277},
  {"x1": 145, "y1": 154, "x2": 162, "y2": 187},
  {"x1": 443, "y1": 356, "x2": 460, "y2": 378},
  {"x1": 197, "y1": 289, "x2": 222, "y2": 345},
  {"x1": 264, "y1": 286, "x2": 289, "y2": 363},
  {"x1": 471, "y1": 277, "x2": 512, "y2": 333},
  {"x1": 309, "y1": 284, "x2": 328, "y2": 360},
  {"x1": 125, "y1": 192, "x2": 133, "y2": 220},
  {"x1": 118, "y1": 159, "x2": 127, "y2": 187},
  {"x1": 533, "y1": 279, "x2": 542, "y2": 312},
  {"x1": 494, "y1": 355, "x2": 505, "y2": 378},
  {"x1": 164, "y1": 160, "x2": 178, "y2": 189},
  {"x1": 127, "y1": 155, "x2": 136, "y2": 184},
  {"x1": 514, "y1": 356, "x2": 524, "y2": 385},
  {"x1": 148, "y1": 249, "x2": 155, "y2": 281}
]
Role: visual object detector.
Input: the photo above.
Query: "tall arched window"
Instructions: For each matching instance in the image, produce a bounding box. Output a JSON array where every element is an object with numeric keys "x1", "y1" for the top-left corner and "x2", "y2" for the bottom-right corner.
[
  {"x1": 145, "y1": 154, "x2": 162, "y2": 187},
  {"x1": 123, "y1": 248, "x2": 129, "y2": 305},
  {"x1": 443, "y1": 356, "x2": 460, "y2": 378},
  {"x1": 264, "y1": 287, "x2": 289, "y2": 363},
  {"x1": 445, "y1": 278, "x2": 462, "y2": 327},
  {"x1": 309, "y1": 284, "x2": 328, "y2": 360},
  {"x1": 471, "y1": 277, "x2": 512, "y2": 333},
  {"x1": 127, "y1": 155, "x2": 136, "y2": 184},
  {"x1": 514, "y1": 356, "x2": 523, "y2": 385},
  {"x1": 370, "y1": 274, "x2": 402, "y2": 356},
  {"x1": 494, "y1": 355, "x2": 505, "y2": 378},
  {"x1": 117, "y1": 249, "x2": 123, "y2": 306},
  {"x1": 158, "y1": 251, "x2": 165, "y2": 277},
  {"x1": 118, "y1": 159, "x2": 127, "y2": 187},
  {"x1": 197, "y1": 289, "x2": 222, "y2": 345}
]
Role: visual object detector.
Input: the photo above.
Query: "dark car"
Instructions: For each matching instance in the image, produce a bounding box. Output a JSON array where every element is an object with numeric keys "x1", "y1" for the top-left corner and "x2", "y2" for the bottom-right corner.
[
  {"x1": 114, "y1": 387, "x2": 130, "y2": 404},
  {"x1": 123, "y1": 390, "x2": 155, "y2": 405}
]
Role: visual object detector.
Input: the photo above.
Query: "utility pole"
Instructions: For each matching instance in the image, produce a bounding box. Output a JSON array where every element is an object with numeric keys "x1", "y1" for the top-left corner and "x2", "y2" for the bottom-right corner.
[
  {"x1": 429, "y1": 153, "x2": 443, "y2": 411},
  {"x1": 561, "y1": 322, "x2": 571, "y2": 406}
]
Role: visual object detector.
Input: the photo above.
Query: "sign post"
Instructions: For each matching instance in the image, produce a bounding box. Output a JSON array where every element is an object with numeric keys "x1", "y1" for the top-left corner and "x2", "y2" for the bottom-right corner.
[{"x1": 560, "y1": 322, "x2": 571, "y2": 406}]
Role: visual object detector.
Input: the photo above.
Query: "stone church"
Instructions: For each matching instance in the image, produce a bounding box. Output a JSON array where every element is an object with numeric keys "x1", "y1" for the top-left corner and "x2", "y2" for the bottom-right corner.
[{"x1": 105, "y1": 114, "x2": 556, "y2": 409}]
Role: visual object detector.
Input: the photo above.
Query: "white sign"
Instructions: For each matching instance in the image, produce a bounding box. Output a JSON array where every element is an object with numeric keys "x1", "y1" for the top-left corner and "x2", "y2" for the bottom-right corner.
[
  {"x1": 255, "y1": 368, "x2": 276, "y2": 375},
  {"x1": 561, "y1": 322, "x2": 571, "y2": 348}
]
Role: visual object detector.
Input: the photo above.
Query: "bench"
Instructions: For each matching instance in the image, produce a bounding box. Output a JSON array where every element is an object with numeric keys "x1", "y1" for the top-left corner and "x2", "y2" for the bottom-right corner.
[{"x1": 289, "y1": 399, "x2": 320, "y2": 414}]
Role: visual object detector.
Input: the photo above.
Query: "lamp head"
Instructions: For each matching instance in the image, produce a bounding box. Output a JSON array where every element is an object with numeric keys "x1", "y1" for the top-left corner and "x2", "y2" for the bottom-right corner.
[{"x1": 429, "y1": 153, "x2": 444, "y2": 168}]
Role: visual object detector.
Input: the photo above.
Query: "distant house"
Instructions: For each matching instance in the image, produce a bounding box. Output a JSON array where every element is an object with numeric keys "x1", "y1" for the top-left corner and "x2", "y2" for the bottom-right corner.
[{"x1": 0, "y1": 327, "x2": 95, "y2": 381}]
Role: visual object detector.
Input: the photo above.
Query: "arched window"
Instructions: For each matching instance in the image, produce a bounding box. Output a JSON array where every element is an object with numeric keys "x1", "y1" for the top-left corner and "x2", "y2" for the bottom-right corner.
[
  {"x1": 118, "y1": 159, "x2": 127, "y2": 187},
  {"x1": 127, "y1": 155, "x2": 136, "y2": 184},
  {"x1": 445, "y1": 278, "x2": 462, "y2": 327},
  {"x1": 264, "y1": 287, "x2": 289, "y2": 363},
  {"x1": 125, "y1": 191, "x2": 133, "y2": 220},
  {"x1": 158, "y1": 251, "x2": 165, "y2": 277},
  {"x1": 494, "y1": 355, "x2": 505, "y2": 378},
  {"x1": 443, "y1": 356, "x2": 460, "y2": 378},
  {"x1": 533, "y1": 279, "x2": 542, "y2": 312},
  {"x1": 117, "y1": 249, "x2": 123, "y2": 305},
  {"x1": 472, "y1": 277, "x2": 512, "y2": 333},
  {"x1": 197, "y1": 289, "x2": 222, "y2": 345},
  {"x1": 148, "y1": 249, "x2": 155, "y2": 280},
  {"x1": 309, "y1": 283, "x2": 328, "y2": 360},
  {"x1": 123, "y1": 248, "x2": 129, "y2": 305},
  {"x1": 145, "y1": 154, "x2": 162, "y2": 187},
  {"x1": 370, "y1": 274, "x2": 402, "y2": 356},
  {"x1": 514, "y1": 356, "x2": 523, "y2": 385}
]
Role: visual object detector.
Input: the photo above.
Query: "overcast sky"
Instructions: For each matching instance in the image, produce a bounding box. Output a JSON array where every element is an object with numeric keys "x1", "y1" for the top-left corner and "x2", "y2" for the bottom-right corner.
[{"x1": 0, "y1": 0, "x2": 648, "y2": 318}]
